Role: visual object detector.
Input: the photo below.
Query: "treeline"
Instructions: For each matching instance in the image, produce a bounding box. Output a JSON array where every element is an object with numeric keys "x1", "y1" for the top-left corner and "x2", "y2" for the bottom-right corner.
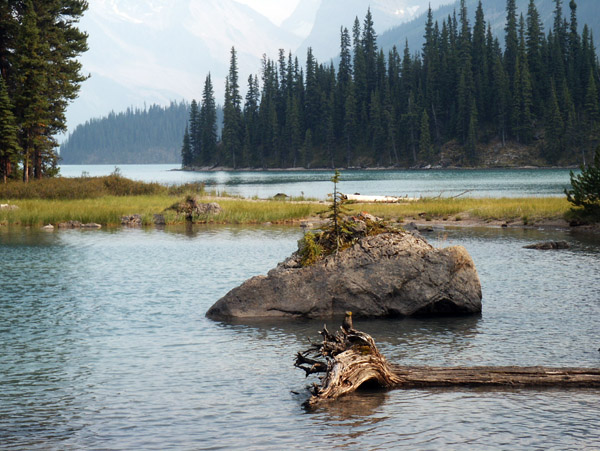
[
  {"x1": 61, "y1": 102, "x2": 193, "y2": 164},
  {"x1": 0, "y1": 1, "x2": 88, "y2": 182},
  {"x1": 183, "y1": 0, "x2": 600, "y2": 169}
]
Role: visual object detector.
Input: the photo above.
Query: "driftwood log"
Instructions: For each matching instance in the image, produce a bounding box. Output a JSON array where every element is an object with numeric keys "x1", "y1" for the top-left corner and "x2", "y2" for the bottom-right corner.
[{"x1": 295, "y1": 323, "x2": 600, "y2": 408}]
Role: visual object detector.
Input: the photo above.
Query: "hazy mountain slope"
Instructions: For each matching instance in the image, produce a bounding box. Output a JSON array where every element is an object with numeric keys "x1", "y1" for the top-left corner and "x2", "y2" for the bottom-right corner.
[
  {"x1": 379, "y1": 0, "x2": 600, "y2": 54},
  {"x1": 67, "y1": 0, "x2": 302, "y2": 132},
  {"x1": 296, "y1": 0, "x2": 450, "y2": 62}
]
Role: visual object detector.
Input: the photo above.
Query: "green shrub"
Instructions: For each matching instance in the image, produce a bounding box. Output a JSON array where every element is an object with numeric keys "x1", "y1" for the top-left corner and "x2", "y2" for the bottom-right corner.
[{"x1": 565, "y1": 146, "x2": 600, "y2": 222}]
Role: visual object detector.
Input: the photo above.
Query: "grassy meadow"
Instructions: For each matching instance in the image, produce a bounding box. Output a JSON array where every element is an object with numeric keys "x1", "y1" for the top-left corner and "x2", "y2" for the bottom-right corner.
[{"x1": 0, "y1": 175, "x2": 572, "y2": 227}]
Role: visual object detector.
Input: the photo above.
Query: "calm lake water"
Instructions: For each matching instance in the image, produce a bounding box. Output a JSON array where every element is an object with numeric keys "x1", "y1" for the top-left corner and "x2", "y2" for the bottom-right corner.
[
  {"x1": 1, "y1": 224, "x2": 599, "y2": 449},
  {"x1": 59, "y1": 164, "x2": 574, "y2": 199}
]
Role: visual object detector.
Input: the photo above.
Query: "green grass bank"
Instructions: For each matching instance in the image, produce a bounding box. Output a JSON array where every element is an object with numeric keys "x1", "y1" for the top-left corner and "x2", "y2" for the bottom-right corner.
[{"x1": 0, "y1": 175, "x2": 571, "y2": 227}]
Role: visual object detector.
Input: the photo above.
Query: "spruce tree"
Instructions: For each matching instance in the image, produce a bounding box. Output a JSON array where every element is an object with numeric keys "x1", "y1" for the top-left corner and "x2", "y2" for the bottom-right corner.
[
  {"x1": 545, "y1": 82, "x2": 565, "y2": 162},
  {"x1": 188, "y1": 100, "x2": 200, "y2": 164},
  {"x1": 4, "y1": 0, "x2": 88, "y2": 180},
  {"x1": 199, "y1": 73, "x2": 217, "y2": 166},
  {"x1": 181, "y1": 126, "x2": 192, "y2": 168},
  {"x1": 504, "y1": 0, "x2": 519, "y2": 86},
  {"x1": 584, "y1": 70, "x2": 600, "y2": 151},
  {"x1": 12, "y1": 1, "x2": 49, "y2": 182},
  {"x1": 0, "y1": 74, "x2": 20, "y2": 183},
  {"x1": 222, "y1": 47, "x2": 242, "y2": 168},
  {"x1": 419, "y1": 108, "x2": 432, "y2": 162},
  {"x1": 526, "y1": 0, "x2": 545, "y2": 116}
]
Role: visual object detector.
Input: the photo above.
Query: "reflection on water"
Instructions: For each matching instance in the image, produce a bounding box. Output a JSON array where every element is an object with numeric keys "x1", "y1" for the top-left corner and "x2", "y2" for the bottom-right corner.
[{"x1": 1, "y1": 225, "x2": 599, "y2": 449}]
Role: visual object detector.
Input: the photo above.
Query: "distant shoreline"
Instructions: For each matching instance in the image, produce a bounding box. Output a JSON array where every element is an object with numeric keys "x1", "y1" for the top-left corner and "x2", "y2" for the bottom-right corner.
[{"x1": 175, "y1": 165, "x2": 578, "y2": 172}]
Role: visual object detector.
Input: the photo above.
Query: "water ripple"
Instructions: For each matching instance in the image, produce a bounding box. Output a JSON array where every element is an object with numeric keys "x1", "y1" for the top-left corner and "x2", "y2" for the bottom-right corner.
[{"x1": 1, "y1": 226, "x2": 600, "y2": 449}]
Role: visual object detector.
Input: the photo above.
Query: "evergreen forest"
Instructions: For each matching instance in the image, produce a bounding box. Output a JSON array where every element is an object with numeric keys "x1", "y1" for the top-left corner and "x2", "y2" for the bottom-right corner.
[
  {"x1": 60, "y1": 102, "x2": 193, "y2": 164},
  {"x1": 0, "y1": 1, "x2": 88, "y2": 182},
  {"x1": 183, "y1": 0, "x2": 600, "y2": 169}
]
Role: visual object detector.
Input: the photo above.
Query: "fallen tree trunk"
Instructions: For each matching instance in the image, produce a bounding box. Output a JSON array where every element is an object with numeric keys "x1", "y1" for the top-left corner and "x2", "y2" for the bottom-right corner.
[{"x1": 295, "y1": 324, "x2": 600, "y2": 408}]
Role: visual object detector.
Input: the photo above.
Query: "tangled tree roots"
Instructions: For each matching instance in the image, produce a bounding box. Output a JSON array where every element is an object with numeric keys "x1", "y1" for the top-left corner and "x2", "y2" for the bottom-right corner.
[
  {"x1": 295, "y1": 325, "x2": 401, "y2": 408},
  {"x1": 295, "y1": 323, "x2": 600, "y2": 409}
]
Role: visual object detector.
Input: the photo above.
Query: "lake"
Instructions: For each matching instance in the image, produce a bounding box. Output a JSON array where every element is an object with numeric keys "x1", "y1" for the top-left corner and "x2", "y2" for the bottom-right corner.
[
  {"x1": 59, "y1": 164, "x2": 575, "y2": 199},
  {"x1": 1, "y1": 223, "x2": 599, "y2": 450}
]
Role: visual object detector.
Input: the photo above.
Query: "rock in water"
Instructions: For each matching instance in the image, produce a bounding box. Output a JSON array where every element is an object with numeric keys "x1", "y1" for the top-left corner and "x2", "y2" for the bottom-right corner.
[
  {"x1": 523, "y1": 241, "x2": 570, "y2": 250},
  {"x1": 206, "y1": 231, "x2": 482, "y2": 320}
]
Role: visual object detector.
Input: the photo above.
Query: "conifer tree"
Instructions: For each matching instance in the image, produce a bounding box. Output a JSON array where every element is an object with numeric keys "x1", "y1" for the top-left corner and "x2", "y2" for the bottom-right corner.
[
  {"x1": 565, "y1": 145, "x2": 600, "y2": 219},
  {"x1": 419, "y1": 108, "x2": 432, "y2": 161},
  {"x1": 0, "y1": 74, "x2": 20, "y2": 183},
  {"x1": 199, "y1": 73, "x2": 217, "y2": 166},
  {"x1": 526, "y1": 0, "x2": 545, "y2": 115},
  {"x1": 12, "y1": 1, "x2": 49, "y2": 182},
  {"x1": 343, "y1": 83, "x2": 357, "y2": 166},
  {"x1": 3, "y1": 0, "x2": 88, "y2": 180},
  {"x1": 504, "y1": 0, "x2": 519, "y2": 87},
  {"x1": 222, "y1": 47, "x2": 243, "y2": 168},
  {"x1": 188, "y1": 99, "x2": 200, "y2": 164},
  {"x1": 181, "y1": 126, "x2": 192, "y2": 168},
  {"x1": 584, "y1": 71, "x2": 600, "y2": 150},
  {"x1": 545, "y1": 82, "x2": 565, "y2": 162}
]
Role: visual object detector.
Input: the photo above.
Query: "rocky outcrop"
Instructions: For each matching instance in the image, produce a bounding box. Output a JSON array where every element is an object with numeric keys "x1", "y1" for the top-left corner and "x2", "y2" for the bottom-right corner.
[
  {"x1": 206, "y1": 231, "x2": 482, "y2": 320},
  {"x1": 167, "y1": 196, "x2": 222, "y2": 221},
  {"x1": 523, "y1": 241, "x2": 570, "y2": 250}
]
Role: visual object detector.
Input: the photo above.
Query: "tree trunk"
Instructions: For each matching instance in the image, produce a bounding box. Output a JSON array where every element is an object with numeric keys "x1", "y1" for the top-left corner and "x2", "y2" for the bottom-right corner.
[{"x1": 296, "y1": 325, "x2": 600, "y2": 408}]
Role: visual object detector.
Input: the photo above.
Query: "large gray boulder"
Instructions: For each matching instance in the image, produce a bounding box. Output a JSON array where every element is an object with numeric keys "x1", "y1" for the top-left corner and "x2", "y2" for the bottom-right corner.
[{"x1": 206, "y1": 231, "x2": 482, "y2": 320}]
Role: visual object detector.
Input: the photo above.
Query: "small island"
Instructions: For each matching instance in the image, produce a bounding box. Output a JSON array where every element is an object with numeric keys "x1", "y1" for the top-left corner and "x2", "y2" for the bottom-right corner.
[{"x1": 206, "y1": 173, "x2": 482, "y2": 320}]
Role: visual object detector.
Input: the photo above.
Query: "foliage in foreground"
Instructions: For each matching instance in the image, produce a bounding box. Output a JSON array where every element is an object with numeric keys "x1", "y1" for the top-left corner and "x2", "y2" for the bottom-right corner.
[{"x1": 565, "y1": 146, "x2": 600, "y2": 222}]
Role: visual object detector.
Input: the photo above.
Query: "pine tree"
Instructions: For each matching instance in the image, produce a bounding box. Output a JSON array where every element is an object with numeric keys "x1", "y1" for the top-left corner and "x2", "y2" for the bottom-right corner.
[
  {"x1": 456, "y1": 0, "x2": 474, "y2": 144},
  {"x1": 419, "y1": 108, "x2": 432, "y2": 162},
  {"x1": 222, "y1": 47, "x2": 243, "y2": 168},
  {"x1": 199, "y1": 73, "x2": 217, "y2": 166},
  {"x1": 4, "y1": 0, "x2": 88, "y2": 180},
  {"x1": 188, "y1": 99, "x2": 200, "y2": 164},
  {"x1": 526, "y1": 0, "x2": 545, "y2": 116},
  {"x1": 12, "y1": 1, "x2": 49, "y2": 182},
  {"x1": 0, "y1": 74, "x2": 20, "y2": 183},
  {"x1": 181, "y1": 126, "x2": 192, "y2": 168},
  {"x1": 466, "y1": 100, "x2": 478, "y2": 162},
  {"x1": 472, "y1": 1, "x2": 487, "y2": 119},
  {"x1": 492, "y1": 52, "x2": 510, "y2": 146},
  {"x1": 362, "y1": 8, "x2": 378, "y2": 95},
  {"x1": 343, "y1": 83, "x2": 357, "y2": 167},
  {"x1": 504, "y1": 0, "x2": 519, "y2": 86},
  {"x1": 545, "y1": 82, "x2": 565, "y2": 162}
]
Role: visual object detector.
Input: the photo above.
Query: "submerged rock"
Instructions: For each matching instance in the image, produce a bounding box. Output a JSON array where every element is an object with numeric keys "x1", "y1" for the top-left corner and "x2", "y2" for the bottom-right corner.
[
  {"x1": 58, "y1": 220, "x2": 82, "y2": 229},
  {"x1": 81, "y1": 223, "x2": 102, "y2": 229},
  {"x1": 523, "y1": 240, "x2": 570, "y2": 250},
  {"x1": 206, "y1": 231, "x2": 482, "y2": 320}
]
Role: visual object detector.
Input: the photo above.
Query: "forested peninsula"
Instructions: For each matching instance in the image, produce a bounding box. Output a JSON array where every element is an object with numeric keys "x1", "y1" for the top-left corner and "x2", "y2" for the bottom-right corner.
[
  {"x1": 183, "y1": 0, "x2": 600, "y2": 170},
  {"x1": 60, "y1": 102, "x2": 191, "y2": 164}
]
